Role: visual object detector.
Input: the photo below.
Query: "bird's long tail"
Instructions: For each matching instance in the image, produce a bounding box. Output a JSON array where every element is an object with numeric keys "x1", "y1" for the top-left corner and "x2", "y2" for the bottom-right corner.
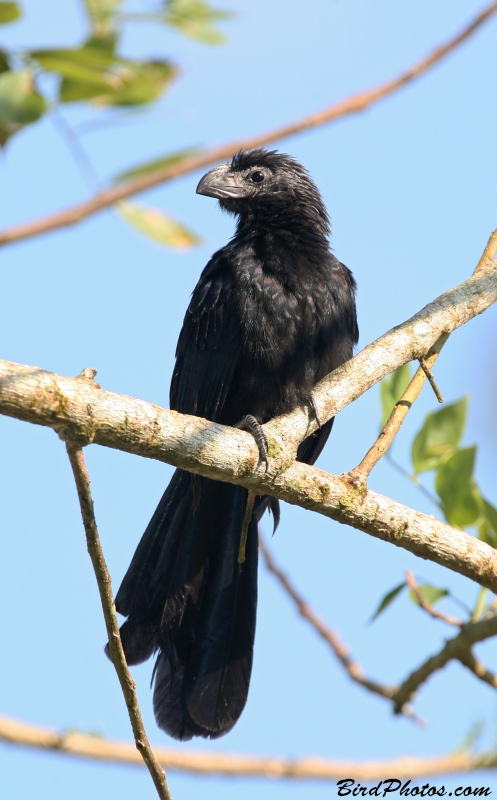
[{"x1": 106, "y1": 470, "x2": 260, "y2": 741}]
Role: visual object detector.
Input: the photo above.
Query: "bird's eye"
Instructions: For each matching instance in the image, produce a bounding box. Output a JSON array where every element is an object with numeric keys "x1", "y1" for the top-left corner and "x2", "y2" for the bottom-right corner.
[{"x1": 250, "y1": 171, "x2": 265, "y2": 183}]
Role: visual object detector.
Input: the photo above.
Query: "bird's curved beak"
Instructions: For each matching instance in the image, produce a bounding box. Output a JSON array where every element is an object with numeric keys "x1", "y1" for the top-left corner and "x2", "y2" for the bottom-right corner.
[{"x1": 196, "y1": 165, "x2": 246, "y2": 200}]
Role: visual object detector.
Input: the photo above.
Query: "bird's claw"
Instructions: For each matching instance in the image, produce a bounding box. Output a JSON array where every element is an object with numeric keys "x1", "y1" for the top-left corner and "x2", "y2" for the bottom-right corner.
[
  {"x1": 236, "y1": 414, "x2": 269, "y2": 471},
  {"x1": 304, "y1": 392, "x2": 321, "y2": 428}
]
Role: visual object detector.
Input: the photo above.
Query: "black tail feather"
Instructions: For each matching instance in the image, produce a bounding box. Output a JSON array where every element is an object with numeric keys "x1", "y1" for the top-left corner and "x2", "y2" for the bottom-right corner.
[{"x1": 107, "y1": 470, "x2": 258, "y2": 740}]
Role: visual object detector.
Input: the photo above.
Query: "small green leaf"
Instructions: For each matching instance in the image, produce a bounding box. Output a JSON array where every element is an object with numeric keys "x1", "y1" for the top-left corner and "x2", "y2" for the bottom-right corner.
[
  {"x1": 0, "y1": 50, "x2": 10, "y2": 73},
  {"x1": 477, "y1": 496, "x2": 497, "y2": 547},
  {"x1": 0, "y1": 70, "x2": 46, "y2": 125},
  {"x1": 0, "y1": 2, "x2": 21, "y2": 24},
  {"x1": 164, "y1": 0, "x2": 233, "y2": 45},
  {"x1": 454, "y1": 719, "x2": 485, "y2": 754},
  {"x1": 93, "y1": 60, "x2": 176, "y2": 106},
  {"x1": 33, "y1": 46, "x2": 177, "y2": 107},
  {"x1": 408, "y1": 582, "x2": 449, "y2": 607},
  {"x1": 379, "y1": 363, "x2": 412, "y2": 428},
  {"x1": 435, "y1": 447, "x2": 480, "y2": 527},
  {"x1": 435, "y1": 446, "x2": 476, "y2": 497},
  {"x1": 411, "y1": 396, "x2": 468, "y2": 473},
  {"x1": 370, "y1": 581, "x2": 406, "y2": 622},
  {"x1": 83, "y1": 0, "x2": 124, "y2": 28},
  {"x1": 478, "y1": 518, "x2": 497, "y2": 548},
  {"x1": 482, "y1": 497, "x2": 497, "y2": 535},
  {"x1": 112, "y1": 147, "x2": 201, "y2": 183},
  {"x1": 32, "y1": 47, "x2": 118, "y2": 87},
  {"x1": 118, "y1": 201, "x2": 202, "y2": 249}
]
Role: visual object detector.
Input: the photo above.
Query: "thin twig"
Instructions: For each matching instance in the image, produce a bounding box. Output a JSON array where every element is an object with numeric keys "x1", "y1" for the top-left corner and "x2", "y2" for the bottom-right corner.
[
  {"x1": 458, "y1": 649, "x2": 497, "y2": 690},
  {"x1": 418, "y1": 357, "x2": 444, "y2": 403},
  {"x1": 3, "y1": 712, "x2": 497, "y2": 781},
  {"x1": 50, "y1": 106, "x2": 102, "y2": 190},
  {"x1": 1, "y1": 3, "x2": 496, "y2": 247},
  {"x1": 405, "y1": 570, "x2": 462, "y2": 627},
  {"x1": 346, "y1": 337, "x2": 448, "y2": 486},
  {"x1": 472, "y1": 586, "x2": 488, "y2": 622},
  {"x1": 345, "y1": 227, "x2": 497, "y2": 487},
  {"x1": 392, "y1": 615, "x2": 497, "y2": 713},
  {"x1": 474, "y1": 228, "x2": 497, "y2": 272},
  {"x1": 65, "y1": 441, "x2": 172, "y2": 800},
  {"x1": 258, "y1": 537, "x2": 419, "y2": 710}
]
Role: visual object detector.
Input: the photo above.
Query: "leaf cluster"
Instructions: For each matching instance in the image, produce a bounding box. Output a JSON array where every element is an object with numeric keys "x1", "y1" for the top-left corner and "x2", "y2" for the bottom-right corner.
[
  {"x1": 0, "y1": 0, "x2": 230, "y2": 146},
  {"x1": 373, "y1": 367, "x2": 497, "y2": 622}
]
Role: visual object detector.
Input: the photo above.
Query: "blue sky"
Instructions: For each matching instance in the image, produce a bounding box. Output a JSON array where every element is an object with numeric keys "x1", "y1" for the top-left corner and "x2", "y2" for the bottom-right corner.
[{"x1": 1, "y1": 2, "x2": 497, "y2": 798}]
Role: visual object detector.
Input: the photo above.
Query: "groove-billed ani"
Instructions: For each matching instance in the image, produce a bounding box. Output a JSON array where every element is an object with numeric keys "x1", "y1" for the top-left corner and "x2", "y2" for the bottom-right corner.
[{"x1": 108, "y1": 149, "x2": 358, "y2": 740}]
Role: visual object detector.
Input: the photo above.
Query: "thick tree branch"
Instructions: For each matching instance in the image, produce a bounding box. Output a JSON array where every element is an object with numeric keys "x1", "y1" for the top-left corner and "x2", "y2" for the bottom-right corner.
[
  {"x1": 0, "y1": 2, "x2": 496, "y2": 247},
  {"x1": 65, "y1": 443, "x2": 172, "y2": 800},
  {"x1": 2, "y1": 712, "x2": 497, "y2": 781},
  {"x1": 1, "y1": 261, "x2": 497, "y2": 592}
]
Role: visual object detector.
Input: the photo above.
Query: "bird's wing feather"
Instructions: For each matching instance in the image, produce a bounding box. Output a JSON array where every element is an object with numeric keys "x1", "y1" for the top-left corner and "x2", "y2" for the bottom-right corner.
[{"x1": 170, "y1": 253, "x2": 241, "y2": 422}]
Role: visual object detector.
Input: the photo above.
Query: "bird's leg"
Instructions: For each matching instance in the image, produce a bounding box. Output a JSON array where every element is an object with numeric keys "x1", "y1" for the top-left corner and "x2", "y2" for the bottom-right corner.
[
  {"x1": 238, "y1": 490, "x2": 256, "y2": 564},
  {"x1": 304, "y1": 392, "x2": 321, "y2": 429},
  {"x1": 236, "y1": 414, "x2": 269, "y2": 471}
]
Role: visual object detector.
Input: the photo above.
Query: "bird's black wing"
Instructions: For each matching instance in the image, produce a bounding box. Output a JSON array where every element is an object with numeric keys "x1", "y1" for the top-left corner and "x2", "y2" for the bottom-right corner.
[
  {"x1": 170, "y1": 252, "x2": 241, "y2": 422},
  {"x1": 114, "y1": 252, "x2": 261, "y2": 740}
]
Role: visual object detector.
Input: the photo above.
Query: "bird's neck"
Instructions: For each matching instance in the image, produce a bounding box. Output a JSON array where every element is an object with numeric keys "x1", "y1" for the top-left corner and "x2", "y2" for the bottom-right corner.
[{"x1": 234, "y1": 207, "x2": 331, "y2": 258}]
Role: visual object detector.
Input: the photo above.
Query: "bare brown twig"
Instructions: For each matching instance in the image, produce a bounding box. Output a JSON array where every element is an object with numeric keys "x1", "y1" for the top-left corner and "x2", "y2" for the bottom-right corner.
[
  {"x1": 458, "y1": 650, "x2": 497, "y2": 690},
  {"x1": 345, "y1": 227, "x2": 497, "y2": 488},
  {"x1": 2, "y1": 712, "x2": 497, "y2": 781},
  {"x1": 392, "y1": 616, "x2": 497, "y2": 713},
  {"x1": 0, "y1": 3, "x2": 496, "y2": 247},
  {"x1": 261, "y1": 535, "x2": 497, "y2": 722},
  {"x1": 475, "y1": 228, "x2": 497, "y2": 271},
  {"x1": 405, "y1": 570, "x2": 462, "y2": 627},
  {"x1": 65, "y1": 441, "x2": 172, "y2": 800},
  {"x1": 346, "y1": 336, "x2": 448, "y2": 486},
  {"x1": 259, "y1": 537, "x2": 397, "y2": 699},
  {"x1": 418, "y1": 357, "x2": 444, "y2": 404}
]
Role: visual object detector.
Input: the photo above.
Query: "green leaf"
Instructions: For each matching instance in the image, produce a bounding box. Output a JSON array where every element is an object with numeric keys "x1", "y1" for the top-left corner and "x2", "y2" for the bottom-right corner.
[
  {"x1": 379, "y1": 363, "x2": 411, "y2": 428},
  {"x1": 0, "y1": 70, "x2": 46, "y2": 125},
  {"x1": 32, "y1": 47, "x2": 118, "y2": 87},
  {"x1": 32, "y1": 47, "x2": 177, "y2": 107},
  {"x1": 112, "y1": 146, "x2": 201, "y2": 183},
  {"x1": 478, "y1": 518, "x2": 497, "y2": 548},
  {"x1": 0, "y1": 2, "x2": 21, "y2": 24},
  {"x1": 477, "y1": 496, "x2": 497, "y2": 547},
  {"x1": 411, "y1": 396, "x2": 468, "y2": 473},
  {"x1": 0, "y1": 50, "x2": 10, "y2": 73},
  {"x1": 92, "y1": 60, "x2": 176, "y2": 106},
  {"x1": 408, "y1": 582, "x2": 449, "y2": 607},
  {"x1": 164, "y1": 0, "x2": 233, "y2": 45},
  {"x1": 83, "y1": 0, "x2": 124, "y2": 28},
  {"x1": 369, "y1": 581, "x2": 406, "y2": 622},
  {"x1": 482, "y1": 497, "x2": 497, "y2": 535},
  {"x1": 435, "y1": 446, "x2": 476, "y2": 497},
  {"x1": 118, "y1": 201, "x2": 202, "y2": 249},
  {"x1": 435, "y1": 446, "x2": 480, "y2": 527}
]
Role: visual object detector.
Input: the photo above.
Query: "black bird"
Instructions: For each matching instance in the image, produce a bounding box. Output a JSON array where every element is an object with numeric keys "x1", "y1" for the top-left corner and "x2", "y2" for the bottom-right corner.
[{"x1": 108, "y1": 149, "x2": 358, "y2": 740}]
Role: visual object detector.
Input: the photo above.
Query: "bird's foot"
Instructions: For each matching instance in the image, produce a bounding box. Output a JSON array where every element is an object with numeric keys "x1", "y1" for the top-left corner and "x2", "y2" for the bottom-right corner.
[
  {"x1": 304, "y1": 392, "x2": 321, "y2": 428},
  {"x1": 236, "y1": 414, "x2": 268, "y2": 471}
]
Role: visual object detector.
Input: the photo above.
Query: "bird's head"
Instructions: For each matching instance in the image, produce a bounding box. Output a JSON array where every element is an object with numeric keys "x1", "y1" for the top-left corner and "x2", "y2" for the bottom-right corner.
[{"x1": 196, "y1": 148, "x2": 330, "y2": 237}]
